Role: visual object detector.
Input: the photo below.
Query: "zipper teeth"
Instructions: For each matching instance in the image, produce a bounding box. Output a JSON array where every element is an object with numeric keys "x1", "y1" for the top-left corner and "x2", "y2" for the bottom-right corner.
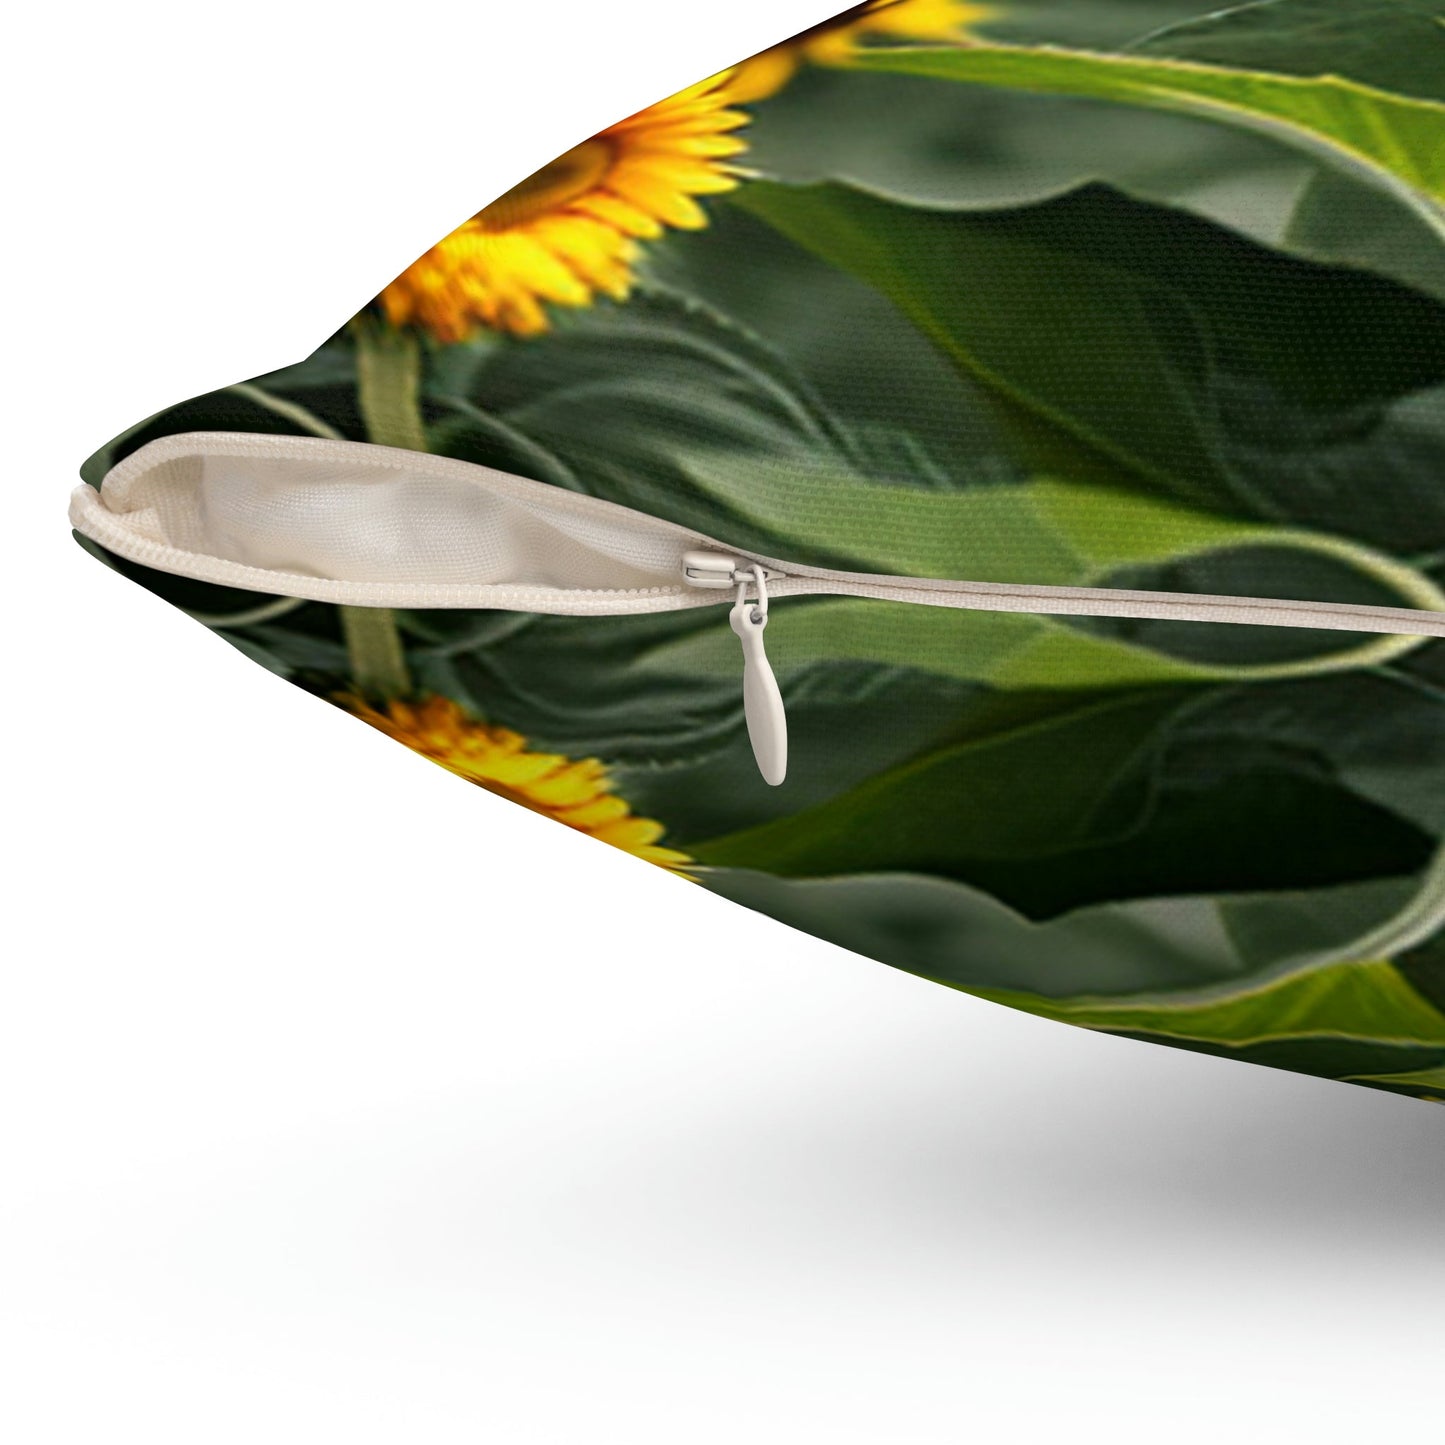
[
  {"x1": 75, "y1": 489, "x2": 1445, "y2": 640},
  {"x1": 765, "y1": 571, "x2": 1445, "y2": 639},
  {"x1": 73, "y1": 432, "x2": 1445, "y2": 638}
]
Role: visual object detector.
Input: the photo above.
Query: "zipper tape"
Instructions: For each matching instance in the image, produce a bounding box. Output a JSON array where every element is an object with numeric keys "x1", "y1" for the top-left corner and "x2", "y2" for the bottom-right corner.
[
  {"x1": 71, "y1": 432, "x2": 1445, "y2": 638},
  {"x1": 72, "y1": 432, "x2": 1445, "y2": 785}
]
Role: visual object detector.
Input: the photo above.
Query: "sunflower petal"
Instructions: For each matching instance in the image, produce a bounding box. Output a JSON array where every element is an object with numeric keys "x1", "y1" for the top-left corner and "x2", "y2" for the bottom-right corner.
[{"x1": 337, "y1": 695, "x2": 692, "y2": 873}]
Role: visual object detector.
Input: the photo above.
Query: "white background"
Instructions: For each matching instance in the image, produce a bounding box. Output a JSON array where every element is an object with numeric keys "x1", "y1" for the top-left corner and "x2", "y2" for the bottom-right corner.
[{"x1": 4, "y1": 2, "x2": 1442, "y2": 1440}]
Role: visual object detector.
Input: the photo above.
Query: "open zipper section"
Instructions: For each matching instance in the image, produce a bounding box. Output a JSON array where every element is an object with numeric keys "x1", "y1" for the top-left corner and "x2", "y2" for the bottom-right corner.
[{"x1": 72, "y1": 432, "x2": 1445, "y2": 784}]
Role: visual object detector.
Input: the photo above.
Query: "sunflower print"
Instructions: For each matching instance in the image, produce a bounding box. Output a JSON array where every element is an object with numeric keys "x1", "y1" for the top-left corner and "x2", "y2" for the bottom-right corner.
[
  {"x1": 340, "y1": 694, "x2": 694, "y2": 872},
  {"x1": 377, "y1": 72, "x2": 751, "y2": 341}
]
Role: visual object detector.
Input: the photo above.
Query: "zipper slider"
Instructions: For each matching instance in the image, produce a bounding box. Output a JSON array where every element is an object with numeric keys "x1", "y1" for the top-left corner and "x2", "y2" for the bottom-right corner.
[
  {"x1": 682, "y1": 552, "x2": 788, "y2": 786},
  {"x1": 682, "y1": 551, "x2": 783, "y2": 590}
]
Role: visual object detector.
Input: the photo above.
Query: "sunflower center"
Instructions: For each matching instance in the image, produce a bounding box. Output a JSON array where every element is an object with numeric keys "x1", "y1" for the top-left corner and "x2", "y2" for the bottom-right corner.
[{"x1": 477, "y1": 140, "x2": 615, "y2": 230}]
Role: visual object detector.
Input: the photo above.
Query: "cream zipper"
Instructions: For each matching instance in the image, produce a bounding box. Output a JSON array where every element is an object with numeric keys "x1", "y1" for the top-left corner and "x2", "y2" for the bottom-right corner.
[
  {"x1": 72, "y1": 431, "x2": 1445, "y2": 785},
  {"x1": 683, "y1": 553, "x2": 788, "y2": 784}
]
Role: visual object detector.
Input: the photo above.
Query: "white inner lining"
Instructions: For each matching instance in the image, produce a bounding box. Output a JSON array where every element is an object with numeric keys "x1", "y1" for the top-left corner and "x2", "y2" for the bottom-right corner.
[{"x1": 71, "y1": 432, "x2": 708, "y2": 607}]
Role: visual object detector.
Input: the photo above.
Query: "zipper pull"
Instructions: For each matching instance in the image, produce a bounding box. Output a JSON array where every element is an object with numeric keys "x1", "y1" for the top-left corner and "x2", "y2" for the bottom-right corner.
[
  {"x1": 682, "y1": 552, "x2": 788, "y2": 786},
  {"x1": 731, "y1": 566, "x2": 788, "y2": 787}
]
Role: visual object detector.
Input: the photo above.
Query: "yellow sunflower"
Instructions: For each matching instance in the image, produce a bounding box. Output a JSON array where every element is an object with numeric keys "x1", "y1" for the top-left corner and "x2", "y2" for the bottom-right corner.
[
  {"x1": 727, "y1": 0, "x2": 993, "y2": 103},
  {"x1": 339, "y1": 694, "x2": 694, "y2": 873},
  {"x1": 377, "y1": 73, "x2": 751, "y2": 342}
]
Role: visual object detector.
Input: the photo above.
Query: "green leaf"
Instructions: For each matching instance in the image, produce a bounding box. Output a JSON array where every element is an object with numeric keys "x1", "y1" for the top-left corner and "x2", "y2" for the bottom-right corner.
[
  {"x1": 1131, "y1": 0, "x2": 1445, "y2": 105},
  {"x1": 1287, "y1": 166, "x2": 1445, "y2": 302},
  {"x1": 1396, "y1": 928, "x2": 1445, "y2": 1013},
  {"x1": 1344, "y1": 1063, "x2": 1445, "y2": 1098},
  {"x1": 742, "y1": 64, "x2": 1309, "y2": 244},
  {"x1": 693, "y1": 671, "x2": 1439, "y2": 920},
  {"x1": 1007, "y1": 950, "x2": 1445, "y2": 1084},
  {"x1": 647, "y1": 211, "x2": 1004, "y2": 456},
  {"x1": 677, "y1": 463, "x2": 1255, "y2": 584},
  {"x1": 1136, "y1": 1033, "x2": 1445, "y2": 1083},
  {"x1": 986, "y1": 1, "x2": 1244, "y2": 51},
  {"x1": 972, "y1": 959, "x2": 1445, "y2": 1045},
  {"x1": 738, "y1": 3, "x2": 1317, "y2": 242},
  {"x1": 695, "y1": 692, "x2": 1181, "y2": 875},
  {"x1": 1164, "y1": 669, "x2": 1445, "y2": 836},
  {"x1": 699, "y1": 866, "x2": 1428, "y2": 998},
  {"x1": 734, "y1": 180, "x2": 1445, "y2": 551},
  {"x1": 852, "y1": 12, "x2": 1445, "y2": 232}
]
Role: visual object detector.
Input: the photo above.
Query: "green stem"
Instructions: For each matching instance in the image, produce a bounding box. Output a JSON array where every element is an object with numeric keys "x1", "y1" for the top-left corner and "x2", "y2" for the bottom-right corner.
[
  {"x1": 353, "y1": 316, "x2": 429, "y2": 453},
  {"x1": 340, "y1": 603, "x2": 412, "y2": 701},
  {"x1": 341, "y1": 316, "x2": 430, "y2": 699}
]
